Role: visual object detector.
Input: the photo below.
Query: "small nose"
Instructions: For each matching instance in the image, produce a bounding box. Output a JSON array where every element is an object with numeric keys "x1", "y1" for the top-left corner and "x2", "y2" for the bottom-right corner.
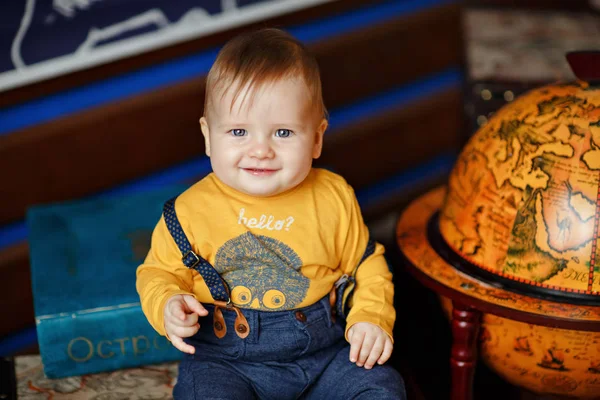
[
  {"x1": 248, "y1": 137, "x2": 274, "y2": 159},
  {"x1": 250, "y1": 298, "x2": 261, "y2": 309}
]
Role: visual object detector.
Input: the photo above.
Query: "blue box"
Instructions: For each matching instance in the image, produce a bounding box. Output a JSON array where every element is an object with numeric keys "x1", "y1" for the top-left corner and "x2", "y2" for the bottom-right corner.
[{"x1": 27, "y1": 186, "x2": 187, "y2": 378}]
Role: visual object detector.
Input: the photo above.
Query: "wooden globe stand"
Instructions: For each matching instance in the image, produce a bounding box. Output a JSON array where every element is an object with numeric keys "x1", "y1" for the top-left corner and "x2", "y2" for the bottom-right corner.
[{"x1": 396, "y1": 187, "x2": 600, "y2": 400}]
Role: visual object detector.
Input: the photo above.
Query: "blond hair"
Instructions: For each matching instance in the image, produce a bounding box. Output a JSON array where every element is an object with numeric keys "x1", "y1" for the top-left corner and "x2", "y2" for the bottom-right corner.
[{"x1": 204, "y1": 28, "x2": 327, "y2": 120}]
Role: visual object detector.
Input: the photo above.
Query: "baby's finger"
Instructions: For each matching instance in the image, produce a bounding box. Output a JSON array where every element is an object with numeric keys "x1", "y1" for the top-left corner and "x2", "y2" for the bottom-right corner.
[
  {"x1": 167, "y1": 299, "x2": 187, "y2": 321},
  {"x1": 357, "y1": 334, "x2": 376, "y2": 367},
  {"x1": 168, "y1": 316, "x2": 198, "y2": 329},
  {"x1": 182, "y1": 312, "x2": 199, "y2": 327},
  {"x1": 347, "y1": 326, "x2": 355, "y2": 342},
  {"x1": 349, "y1": 329, "x2": 365, "y2": 363},
  {"x1": 364, "y1": 337, "x2": 384, "y2": 369},
  {"x1": 377, "y1": 339, "x2": 394, "y2": 365},
  {"x1": 183, "y1": 296, "x2": 208, "y2": 317},
  {"x1": 170, "y1": 335, "x2": 195, "y2": 354},
  {"x1": 165, "y1": 312, "x2": 180, "y2": 325},
  {"x1": 172, "y1": 324, "x2": 200, "y2": 338},
  {"x1": 165, "y1": 311, "x2": 189, "y2": 328}
]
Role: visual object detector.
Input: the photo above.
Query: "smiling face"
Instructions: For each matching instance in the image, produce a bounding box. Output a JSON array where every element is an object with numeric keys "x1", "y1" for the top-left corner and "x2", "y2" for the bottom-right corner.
[{"x1": 201, "y1": 77, "x2": 327, "y2": 197}]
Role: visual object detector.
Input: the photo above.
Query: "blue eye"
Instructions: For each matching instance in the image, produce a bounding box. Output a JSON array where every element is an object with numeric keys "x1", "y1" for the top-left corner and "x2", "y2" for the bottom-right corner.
[
  {"x1": 276, "y1": 129, "x2": 292, "y2": 138},
  {"x1": 231, "y1": 129, "x2": 247, "y2": 137}
]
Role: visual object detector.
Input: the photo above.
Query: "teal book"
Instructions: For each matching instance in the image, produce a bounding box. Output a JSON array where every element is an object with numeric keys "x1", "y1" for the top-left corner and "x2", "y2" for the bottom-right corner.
[{"x1": 26, "y1": 185, "x2": 188, "y2": 378}]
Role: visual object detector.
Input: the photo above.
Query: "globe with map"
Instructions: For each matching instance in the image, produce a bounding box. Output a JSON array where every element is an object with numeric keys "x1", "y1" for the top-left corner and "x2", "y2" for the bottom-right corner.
[
  {"x1": 397, "y1": 52, "x2": 600, "y2": 398},
  {"x1": 439, "y1": 80, "x2": 600, "y2": 301}
]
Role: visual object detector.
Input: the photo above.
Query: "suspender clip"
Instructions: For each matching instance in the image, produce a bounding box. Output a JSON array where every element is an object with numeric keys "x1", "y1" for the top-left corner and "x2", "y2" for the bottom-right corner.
[{"x1": 182, "y1": 250, "x2": 200, "y2": 269}]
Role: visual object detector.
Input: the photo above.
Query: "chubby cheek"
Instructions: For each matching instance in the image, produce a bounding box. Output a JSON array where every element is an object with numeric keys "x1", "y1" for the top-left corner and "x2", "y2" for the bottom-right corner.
[
  {"x1": 212, "y1": 145, "x2": 243, "y2": 168},
  {"x1": 285, "y1": 150, "x2": 314, "y2": 176}
]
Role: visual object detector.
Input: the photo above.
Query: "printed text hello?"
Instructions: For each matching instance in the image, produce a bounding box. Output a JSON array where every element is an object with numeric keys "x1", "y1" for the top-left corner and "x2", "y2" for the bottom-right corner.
[{"x1": 238, "y1": 208, "x2": 294, "y2": 231}]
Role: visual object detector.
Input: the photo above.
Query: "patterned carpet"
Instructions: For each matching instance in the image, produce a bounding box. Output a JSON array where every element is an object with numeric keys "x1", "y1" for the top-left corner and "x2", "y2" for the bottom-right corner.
[
  {"x1": 15, "y1": 355, "x2": 178, "y2": 399},
  {"x1": 465, "y1": 8, "x2": 600, "y2": 82}
]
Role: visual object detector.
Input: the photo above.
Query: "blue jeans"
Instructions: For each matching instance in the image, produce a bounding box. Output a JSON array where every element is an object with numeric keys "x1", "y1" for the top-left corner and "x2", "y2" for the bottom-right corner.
[{"x1": 173, "y1": 296, "x2": 406, "y2": 399}]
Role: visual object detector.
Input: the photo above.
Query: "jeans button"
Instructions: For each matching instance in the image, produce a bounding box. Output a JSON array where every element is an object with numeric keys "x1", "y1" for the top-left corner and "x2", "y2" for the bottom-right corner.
[{"x1": 295, "y1": 311, "x2": 307, "y2": 323}]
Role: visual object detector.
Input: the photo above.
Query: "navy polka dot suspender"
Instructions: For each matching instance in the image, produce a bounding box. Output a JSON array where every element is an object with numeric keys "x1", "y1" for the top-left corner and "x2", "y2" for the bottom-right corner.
[
  {"x1": 334, "y1": 238, "x2": 376, "y2": 319},
  {"x1": 163, "y1": 197, "x2": 230, "y2": 303}
]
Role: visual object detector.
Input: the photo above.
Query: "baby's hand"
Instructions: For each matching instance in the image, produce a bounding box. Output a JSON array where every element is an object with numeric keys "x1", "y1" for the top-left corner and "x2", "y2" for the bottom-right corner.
[
  {"x1": 347, "y1": 322, "x2": 393, "y2": 369},
  {"x1": 164, "y1": 294, "x2": 208, "y2": 354}
]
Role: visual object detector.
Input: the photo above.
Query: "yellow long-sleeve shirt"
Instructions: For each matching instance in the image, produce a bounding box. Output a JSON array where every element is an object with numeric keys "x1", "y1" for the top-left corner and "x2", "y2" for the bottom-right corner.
[{"x1": 136, "y1": 168, "x2": 395, "y2": 340}]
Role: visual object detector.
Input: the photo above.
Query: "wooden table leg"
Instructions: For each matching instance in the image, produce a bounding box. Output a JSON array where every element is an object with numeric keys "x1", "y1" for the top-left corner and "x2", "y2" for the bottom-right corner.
[{"x1": 450, "y1": 301, "x2": 482, "y2": 400}]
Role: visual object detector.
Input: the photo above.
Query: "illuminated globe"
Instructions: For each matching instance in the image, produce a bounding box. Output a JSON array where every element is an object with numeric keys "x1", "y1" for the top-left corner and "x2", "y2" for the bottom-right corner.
[
  {"x1": 397, "y1": 52, "x2": 600, "y2": 398},
  {"x1": 438, "y1": 77, "x2": 600, "y2": 302}
]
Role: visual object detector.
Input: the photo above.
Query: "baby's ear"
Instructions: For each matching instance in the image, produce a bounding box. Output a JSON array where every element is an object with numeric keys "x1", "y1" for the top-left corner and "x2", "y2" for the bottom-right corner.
[
  {"x1": 200, "y1": 117, "x2": 211, "y2": 157},
  {"x1": 312, "y1": 118, "x2": 328, "y2": 159}
]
